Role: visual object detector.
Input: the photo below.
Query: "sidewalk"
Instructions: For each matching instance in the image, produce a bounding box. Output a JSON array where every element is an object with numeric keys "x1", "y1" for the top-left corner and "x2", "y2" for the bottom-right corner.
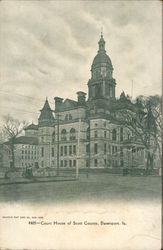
[{"x1": 0, "y1": 176, "x2": 77, "y2": 185}]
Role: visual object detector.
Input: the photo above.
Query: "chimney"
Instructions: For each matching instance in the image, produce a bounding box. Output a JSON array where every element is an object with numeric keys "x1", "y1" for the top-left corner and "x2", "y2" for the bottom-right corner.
[
  {"x1": 54, "y1": 97, "x2": 63, "y2": 111},
  {"x1": 77, "y1": 91, "x2": 86, "y2": 106}
]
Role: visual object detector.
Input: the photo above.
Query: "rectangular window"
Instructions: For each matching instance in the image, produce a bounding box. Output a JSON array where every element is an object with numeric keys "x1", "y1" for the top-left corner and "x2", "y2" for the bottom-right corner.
[
  {"x1": 60, "y1": 146, "x2": 63, "y2": 156},
  {"x1": 22, "y1": 150, "x2": 24, "y2": 154},
  {"x1": 64, "y1": 160, "x2": 67, "y2": 167},
  {"x1": 69, "y1": 160, "x2": 72, "y2": 167},
  {"x1": 108, "y1": 144, "x2": 111, "y2": 153},
  {"x1": 94, "y1": 143, "x2": 98, "y2": 154},
  {"x1": 61, "y1": 160, "x2": 63, "y2": 167},
  {"x1": 120, "y1": 147, "x2": 123, "y2": 157},
  {"x1": 94, "y1": 130, "x2": 98, "y2": 138},
  {"x1": 94, "y1": 159, "x2": 98, "y2": 167},
  {"x1": 69, "y1": 145, "x2": 72, "y2": 155},
  {"x1": 104, "y1": 143, "x2": 107, "y2": 154},
  {"x1": 86, "y1": 160, "x2": 89, "y2": 168},
  {"x1": 120, "y1": 127, "x2": 123, "y2": 141},
  {"x1": 41, "y1": 147, "x2": 44, "y2": 157},
  {"x1": 104, "y1": 131, "x2": 107, "y2": 138},
  {"x1": 73, "y1": 160, "x2": 76, "y2": 167},
  {"x1": 73, "y1": 145, "x2": 76, "y2": 154},
  {"x1": 64, "y1": 146, "x2": 67, "y2": 156},
  {"x1": 86, "y1": 144, "x2": 90, "y2": 154},
  {"x1": 52, "y1": 148, "x2": 54, "y2": 157}
]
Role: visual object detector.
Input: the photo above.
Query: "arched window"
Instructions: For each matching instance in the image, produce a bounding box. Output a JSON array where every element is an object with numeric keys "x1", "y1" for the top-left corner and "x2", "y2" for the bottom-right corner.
[
  {"x1": 86, "y1": 127, "x2": 90, "y2": 140},
  {"x1": 112, "y1": 129, "x2": 117, "y2": 141},
  {"x1": 70, "y1": 128, "x2": 76, "y2": 141},
  {"x1": 61, "y1": 129, "x2": 67, "y2": 141},
  {"x1": 52, "y1": 131, "x2": 55, "y2": 144}
]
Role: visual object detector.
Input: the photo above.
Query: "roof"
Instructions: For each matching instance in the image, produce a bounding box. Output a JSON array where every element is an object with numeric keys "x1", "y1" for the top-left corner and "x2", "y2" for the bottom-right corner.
[
  {"x1": 38, "y1": 99, "x2": 55, "y2": 127},
  {"x1": 91, "y1": 34, "x2": 113, "y2": 69},
  {"x1": 24, "y1": 123, "x2": 38, "y2": 130},
  {"x1": 92, "y1": 53, "x2": 113, "y2": 69},
  {"x1": 5, "y1": 136, "x2": 38, "y2": 145}
]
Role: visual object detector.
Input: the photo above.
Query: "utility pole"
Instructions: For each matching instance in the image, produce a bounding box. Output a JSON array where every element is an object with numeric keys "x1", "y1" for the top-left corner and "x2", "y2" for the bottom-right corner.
[
  {"x1": 56, "y1": 114, "x2": 60, "y2": 176},
  {"x1": 76, "y1": 116, "x2": 81, "y2": 179}
]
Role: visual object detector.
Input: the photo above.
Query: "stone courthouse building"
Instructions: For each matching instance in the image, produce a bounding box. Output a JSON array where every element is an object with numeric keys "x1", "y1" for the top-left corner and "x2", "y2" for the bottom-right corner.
[
  {"x1": 36, "y1": 34, "x2": 145, "y2": 170},
  {"x1": 1, "y1": 34, "x2": 148, "y2": 170}
]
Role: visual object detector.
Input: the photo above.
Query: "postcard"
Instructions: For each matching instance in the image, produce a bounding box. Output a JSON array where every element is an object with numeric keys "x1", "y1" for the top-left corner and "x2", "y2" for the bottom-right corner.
[{"x1": 0, "y1": 1, "x2": 162, "y2": 250}]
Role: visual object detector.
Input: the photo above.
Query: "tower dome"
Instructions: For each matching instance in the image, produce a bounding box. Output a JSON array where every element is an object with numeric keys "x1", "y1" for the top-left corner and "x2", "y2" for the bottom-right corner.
[
  {"x1": 91, "y1": 33, "x2": 113, "y2": 70},
  {"x1": 88, "y1": 33, "x2": 116, "y2": 101}
]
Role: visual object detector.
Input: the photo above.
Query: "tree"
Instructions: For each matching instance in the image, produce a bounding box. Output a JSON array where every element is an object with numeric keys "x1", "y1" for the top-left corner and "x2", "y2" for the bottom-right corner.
[
  {"x1": 112, "y1": 95, "x2": 162, "y2": 173},
  {"x1": 2, "y1": 115, "x2": 28, "y2": 169}
]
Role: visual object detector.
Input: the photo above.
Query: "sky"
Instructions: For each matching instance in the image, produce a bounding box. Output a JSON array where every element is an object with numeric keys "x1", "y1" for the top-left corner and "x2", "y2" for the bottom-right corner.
[{"x1": 0, "y1": 0, "x2": 162, "y2": 125}]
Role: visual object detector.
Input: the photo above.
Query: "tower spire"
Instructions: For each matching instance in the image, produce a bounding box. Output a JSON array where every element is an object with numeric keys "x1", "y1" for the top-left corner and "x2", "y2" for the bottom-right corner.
[{"x1": 98, "y1": 30, "x2": 105, "y2": 53}]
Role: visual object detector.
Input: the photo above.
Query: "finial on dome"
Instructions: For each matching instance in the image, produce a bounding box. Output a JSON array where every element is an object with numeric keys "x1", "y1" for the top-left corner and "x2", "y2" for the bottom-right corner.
[
  {"x1": 101, "y1": 27, "x2": 103, "y2": 37},
  {"x1": 98, "y1": 29, "x2": 105, "y2": 53}
]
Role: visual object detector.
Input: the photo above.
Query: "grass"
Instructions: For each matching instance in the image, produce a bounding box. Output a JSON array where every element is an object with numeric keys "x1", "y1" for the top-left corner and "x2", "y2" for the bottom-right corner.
[{"x1": 0, "y1": 173, "x2": 161, "y2": 204}]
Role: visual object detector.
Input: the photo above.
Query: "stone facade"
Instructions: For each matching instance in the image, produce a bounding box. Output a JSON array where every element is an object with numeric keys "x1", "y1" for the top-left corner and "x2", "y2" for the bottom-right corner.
[
  {"x1": 37, "y1": 34, "x2": 146, "y2": 170},
  {"x1": 2, "y1": 34, "x2": 158, "y2": 171}
]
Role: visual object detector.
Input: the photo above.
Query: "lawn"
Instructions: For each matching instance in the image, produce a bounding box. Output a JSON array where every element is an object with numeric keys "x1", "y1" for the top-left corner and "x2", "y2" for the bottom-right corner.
[{"x1": 0, "y1": 173, "x2": 161, "y2": 204}]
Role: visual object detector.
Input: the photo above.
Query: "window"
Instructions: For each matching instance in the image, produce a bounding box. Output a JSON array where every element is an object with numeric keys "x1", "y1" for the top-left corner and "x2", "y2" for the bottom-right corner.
[
  {"x1": 41, "y1": 136, "x2": 44, "y2": 143},
  {"x1": 94, "y1": 130, "x2": 98, "y2": 138},
  {"x1": 108, "y1": 144, "x2": 111, "y2": 153},
  {"x1": 86, "y1": 144, "x2": 90, "y2": 154},
  {"x1": 120, "y1": 127, "x2": 123, "y2": 142},
  {"x1": 65, "y1": 114, "x2": 68, "y2": 121},
  {"x1": 61, "y1": 160, "x2": 63, "y2": 167},
  {"x1": 120, "y1": 160, "x2": 124, "y2": 167},
  {"x1": 104, "y1": 143, "x2": 107, "y2": 154},
  {"x1": 86, "y1": 127, "x2": 90, "y2": 140},
  {"x1": 86, "y1": 160, "x2": 89, "y2": 168},
  {"x1": 64, "y1": 160, "x2": 67, "y2": 167},
  {"x1": 41, "y1": 147, "x2": 44, "y2": 157},
  {"x1": 104, "y1": 159, "x2": 106, "y2": 166},
  {"x1": 73, "y1": 160, "x2": 76, "y2": 167},
  {"x1": 104, "y1": 122, "x2": 106, "y2": 127},
  {"x1": 52, "y1": 131, "x2": 55, "y2": 143},
  {"x1": 22, "y1": 150, "x2": 24, "y2": 154},
  {"x1": 64, "y1": 146, "x2": 67, "y2": 156},
  {"x1": 94, "y1": 143, "x2": 98, "y2": 154},
  {"x1": 73, "y1": 145, "x2": 76, "y2": 155},
  {"x1": 60, "y1": 146, "x2": 63, "y2": 156},
  {"x1": 52, "y1": 148, "x2": 54, "y2": 157},
  {"x1": 120, "y1": 147, "x2": 123, "y2": 158},
  {"x1": 69, "y1": 145, "x2": 72, "y2": 155},
  {"x1": 112, "y1": 129, "x2": 117, "y2": 141},
  {"x1": 69, "y1": 114, "x2": 72, "y2": 120},
  {"x1": 104, "y1": 131, "x2": 107, "y2": 138},
  {"x1": 94, "y1": 159, "x2": 98, "y2": 167},
  {"x1": 61, "y1": 129, "x2": 67, "y2": 141},
  {"x1": 70, "y1": 128, "x2": 76, "y2": 140},
  {"x1": 69, "y1": 160, "x2": 72, "y2": 167}
]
